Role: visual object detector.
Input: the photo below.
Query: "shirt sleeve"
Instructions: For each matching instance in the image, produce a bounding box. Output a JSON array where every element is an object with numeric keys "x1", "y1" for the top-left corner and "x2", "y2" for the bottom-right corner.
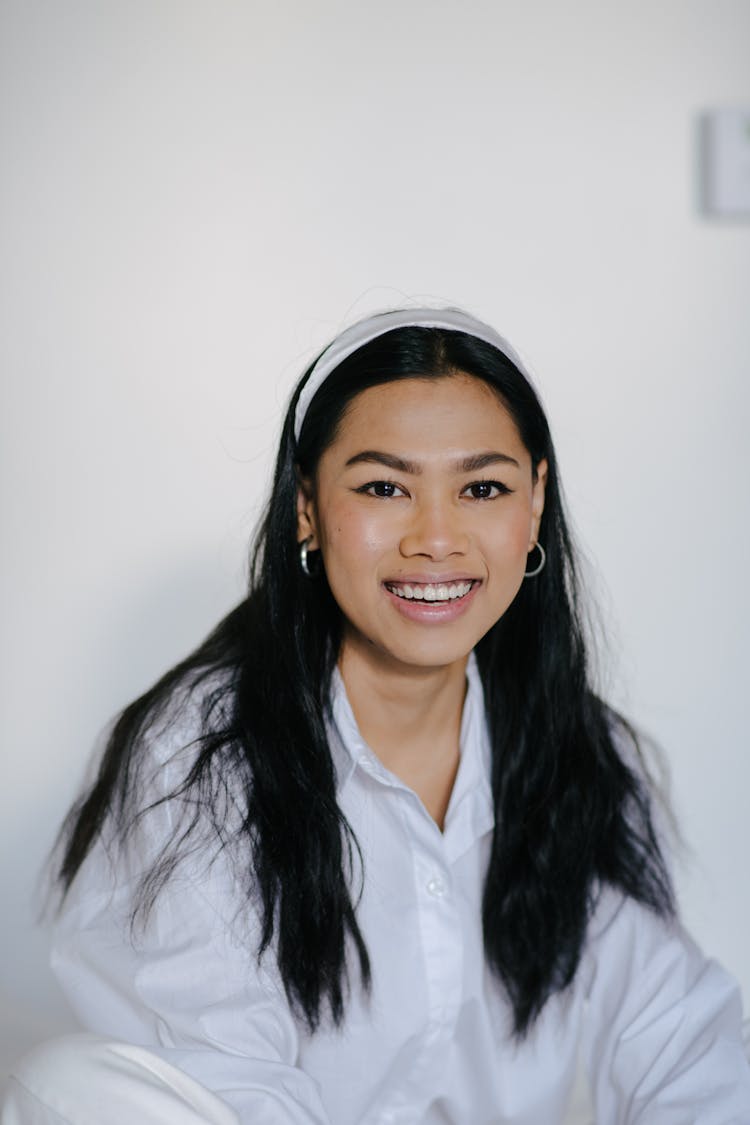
[
  {"x1": 50, "y1": 705, "x2": 333, "y2": 1125},
  {"x1": 581, "y1": 892, "x2": 750, "y2": 1124}
]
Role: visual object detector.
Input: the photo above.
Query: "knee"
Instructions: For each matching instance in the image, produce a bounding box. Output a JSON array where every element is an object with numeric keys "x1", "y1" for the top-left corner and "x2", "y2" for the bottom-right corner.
[
  {"x1": 2, "y1": 1033, "x2": 117, "y2": 1123},
  {"x1": 3, "y1": 1034, "x2": 240, "y2": 1125},
  {"x1": 11, "y1": 1034, "x2": 108, "y2": 1093}
]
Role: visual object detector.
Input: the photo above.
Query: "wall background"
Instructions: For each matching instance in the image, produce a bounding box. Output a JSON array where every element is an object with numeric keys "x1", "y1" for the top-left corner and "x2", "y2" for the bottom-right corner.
[{"x1": 1, "y1": 0, "x2": 749, "y2": 1077}]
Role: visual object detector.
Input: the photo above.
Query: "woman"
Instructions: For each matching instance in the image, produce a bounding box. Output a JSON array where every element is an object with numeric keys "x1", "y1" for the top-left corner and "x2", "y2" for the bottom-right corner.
[{"x1": 4, "y1": 308, "x2": 749, "y2": 1124}]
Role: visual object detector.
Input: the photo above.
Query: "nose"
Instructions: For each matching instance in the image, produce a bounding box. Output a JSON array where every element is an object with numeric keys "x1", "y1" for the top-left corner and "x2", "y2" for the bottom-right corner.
[{"x1": 398, "y1": 498, "x2": 469, "y2": 561}]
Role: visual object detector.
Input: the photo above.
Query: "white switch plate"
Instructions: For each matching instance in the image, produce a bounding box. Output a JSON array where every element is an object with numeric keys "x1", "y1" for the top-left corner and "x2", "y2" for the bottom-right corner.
[{"x1": 703, "y1": 108, "x2": 750, "y2": 217}]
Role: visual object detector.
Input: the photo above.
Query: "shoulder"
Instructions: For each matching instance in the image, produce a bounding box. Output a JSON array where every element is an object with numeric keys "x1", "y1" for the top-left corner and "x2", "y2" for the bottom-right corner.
[
  {"x1": 75, "y1": 667, "x2": 241, "y2": 887},
  {"x1": 139, "y1": 666, "x2": 237, "y2": 766},
  {"x1": 84, "y1": 666, "x2": 239, "y2": 831}
]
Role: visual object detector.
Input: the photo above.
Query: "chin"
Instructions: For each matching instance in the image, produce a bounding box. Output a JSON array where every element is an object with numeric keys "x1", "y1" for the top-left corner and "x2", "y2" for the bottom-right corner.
[{"x1": 376, "y1": 637, "x2": 478, "y2": 673}]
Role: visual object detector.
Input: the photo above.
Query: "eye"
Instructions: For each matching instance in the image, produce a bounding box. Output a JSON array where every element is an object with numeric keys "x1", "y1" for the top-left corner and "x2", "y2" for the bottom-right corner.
[
  {"x1": 462, "y1": 480, "x2": 512, "y2": 500},
  {"x1": 355, "y1": 479, "x2": 408, "y2": 498}
]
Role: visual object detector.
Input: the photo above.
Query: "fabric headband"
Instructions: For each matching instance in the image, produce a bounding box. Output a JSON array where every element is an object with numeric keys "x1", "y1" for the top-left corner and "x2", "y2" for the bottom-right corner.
[{"x1": 293, "y1": 307, "x2": 537, "y2": 442}]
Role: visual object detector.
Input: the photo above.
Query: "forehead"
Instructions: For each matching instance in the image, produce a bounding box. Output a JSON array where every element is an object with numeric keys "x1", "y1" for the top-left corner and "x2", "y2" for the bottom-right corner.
[{"x1": 326, "y1": 372, "x2": 528, "y2": 461}]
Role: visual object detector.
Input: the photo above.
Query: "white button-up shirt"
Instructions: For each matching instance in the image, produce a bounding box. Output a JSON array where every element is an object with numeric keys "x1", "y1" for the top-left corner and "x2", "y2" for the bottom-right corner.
[{"x1": 52, "y1": 658, "x2": 750, "y2": 1123}]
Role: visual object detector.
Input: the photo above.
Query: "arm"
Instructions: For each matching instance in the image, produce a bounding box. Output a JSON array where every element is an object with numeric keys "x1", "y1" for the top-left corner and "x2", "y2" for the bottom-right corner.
[
  {"x1": 51, "y1": 716, "x2": 333, "y2": 1125},
  {"x1": 582, "y1": 892, "x2": 750, "y2": 1124}
]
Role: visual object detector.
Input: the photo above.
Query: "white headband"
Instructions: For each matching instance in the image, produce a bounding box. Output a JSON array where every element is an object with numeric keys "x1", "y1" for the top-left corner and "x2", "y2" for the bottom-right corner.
[{"x1": 293, "y1": 307, "x2": 537, "y2": 442}]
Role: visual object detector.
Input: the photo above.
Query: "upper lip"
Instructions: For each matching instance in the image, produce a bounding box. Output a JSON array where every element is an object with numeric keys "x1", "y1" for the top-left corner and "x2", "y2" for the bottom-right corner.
[{"x1": 384, "y1": 575, "x2": 480, "y2": 586}]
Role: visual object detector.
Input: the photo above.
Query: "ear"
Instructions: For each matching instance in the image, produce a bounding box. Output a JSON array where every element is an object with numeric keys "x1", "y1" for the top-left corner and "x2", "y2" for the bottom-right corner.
[
  {"x1": 529, "y1": 458, "x2": 548, "y2": 548},
  {"x1": 296, "y1": 476, "x2": 319, "y2": 548}
]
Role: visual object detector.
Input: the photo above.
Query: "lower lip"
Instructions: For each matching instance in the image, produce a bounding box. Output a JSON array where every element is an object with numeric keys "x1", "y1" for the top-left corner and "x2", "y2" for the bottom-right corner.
[{"x1": 383, "y1": 582, "x2": 480, "y2": 623}]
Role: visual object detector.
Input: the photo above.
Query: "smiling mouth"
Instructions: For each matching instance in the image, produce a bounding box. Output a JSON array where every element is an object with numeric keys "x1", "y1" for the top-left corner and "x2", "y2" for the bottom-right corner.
[{"x1": 385, "y1": 580, "x2": 476, "y2": 603}]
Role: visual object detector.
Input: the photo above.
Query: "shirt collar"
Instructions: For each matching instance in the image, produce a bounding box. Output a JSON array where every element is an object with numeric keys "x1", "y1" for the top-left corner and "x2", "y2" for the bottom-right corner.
[{"x1": 325, "y1": 654, "x2": 494, "y2": 840}]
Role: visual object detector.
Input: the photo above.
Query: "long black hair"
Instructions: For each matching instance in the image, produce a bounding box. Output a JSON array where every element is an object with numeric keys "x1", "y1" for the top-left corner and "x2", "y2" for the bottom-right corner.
[{"x1": 54, "y1": 321, "x2": 674, "y2": 1037}]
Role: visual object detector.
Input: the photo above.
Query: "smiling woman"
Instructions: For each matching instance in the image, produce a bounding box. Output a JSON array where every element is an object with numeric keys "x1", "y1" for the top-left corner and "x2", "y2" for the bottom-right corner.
[
  {"x1": 2, "y1": 309, "x2": 749, "y2": 1125},
  {"x1": 298, "y1": 376, "x2": 547, "y2": 675},
  {"x1": 296, "y1": 373, "x2": 547, "y2": 830}
]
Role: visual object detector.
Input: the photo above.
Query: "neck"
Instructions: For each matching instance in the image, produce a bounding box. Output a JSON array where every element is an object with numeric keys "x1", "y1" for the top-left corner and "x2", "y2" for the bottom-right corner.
[{"x1": 338, "y1": 635, "x2": 469, "y2": 827}]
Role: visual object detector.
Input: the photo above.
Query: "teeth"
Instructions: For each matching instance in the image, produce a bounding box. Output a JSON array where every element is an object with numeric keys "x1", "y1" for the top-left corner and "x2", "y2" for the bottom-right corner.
[{"x1": 388, "y1": 581, "x2": 473, "y2": 602}]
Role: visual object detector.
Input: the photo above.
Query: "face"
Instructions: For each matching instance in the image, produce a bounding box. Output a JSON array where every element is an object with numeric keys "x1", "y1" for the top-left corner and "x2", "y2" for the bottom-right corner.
[{"x1": 297, "y1": 373, "x2": 547, "y2": 676}]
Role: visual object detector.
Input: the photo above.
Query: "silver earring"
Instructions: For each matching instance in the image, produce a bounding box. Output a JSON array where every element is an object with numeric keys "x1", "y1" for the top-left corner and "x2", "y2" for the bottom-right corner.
[
  {"x1": 299, "y1": 536, "x2": 314, "y2": 577},
  {"x1": 524, "y1": 542, "x2": 546, "y2": 578}
]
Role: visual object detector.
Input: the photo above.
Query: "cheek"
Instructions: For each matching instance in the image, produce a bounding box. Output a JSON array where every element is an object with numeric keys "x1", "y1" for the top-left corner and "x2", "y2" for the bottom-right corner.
[
  {"x1": 486, "y1": 507, "x2": 535, "y2": 569},
  {"x1": 510, "y1": 517, "x2": 534, "y2": 553},
  {"x1": 320, "y1": 500, "x2": 388, "y2": 566}
]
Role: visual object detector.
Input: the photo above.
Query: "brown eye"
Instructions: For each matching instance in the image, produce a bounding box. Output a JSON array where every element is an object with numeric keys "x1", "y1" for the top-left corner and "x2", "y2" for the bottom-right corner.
[
  {"x1": 356, "y1": 480, "x2": 406, "y2": 498},
  {"x1": 463, "y1": 480, "x2": 511, "y2": 500}
]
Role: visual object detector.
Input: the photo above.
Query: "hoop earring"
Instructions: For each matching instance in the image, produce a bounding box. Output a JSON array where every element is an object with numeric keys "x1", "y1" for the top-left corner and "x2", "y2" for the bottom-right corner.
[
  {"x1": 299, "y1": 536, "x2": 315, "y2": 577},
  {"x1": 524, "y1": 542, "x2": 546, "y2": 578}
]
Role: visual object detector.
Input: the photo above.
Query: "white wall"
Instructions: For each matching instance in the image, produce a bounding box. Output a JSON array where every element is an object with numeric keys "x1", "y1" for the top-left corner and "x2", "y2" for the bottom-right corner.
[{"x1": 2, "y1": 0, "x2": 749, "y2": 1074}]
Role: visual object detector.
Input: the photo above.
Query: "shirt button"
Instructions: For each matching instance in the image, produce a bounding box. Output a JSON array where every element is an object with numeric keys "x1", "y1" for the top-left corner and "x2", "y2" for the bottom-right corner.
[{"x1": 426, "y1": 876, "x2": 446, "y2": 897}]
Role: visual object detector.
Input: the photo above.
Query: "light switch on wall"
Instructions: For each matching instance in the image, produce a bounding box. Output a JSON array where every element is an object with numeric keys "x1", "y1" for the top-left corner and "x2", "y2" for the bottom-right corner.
[{"x1": 703, "y1": 108, "x2": 750, "y2": 217}]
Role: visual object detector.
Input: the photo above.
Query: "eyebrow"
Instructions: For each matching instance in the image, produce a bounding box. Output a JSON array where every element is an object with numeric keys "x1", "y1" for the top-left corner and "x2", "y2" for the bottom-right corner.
[{"x1": 344, "y1": 450, "x2": 521, "y2": 473}]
